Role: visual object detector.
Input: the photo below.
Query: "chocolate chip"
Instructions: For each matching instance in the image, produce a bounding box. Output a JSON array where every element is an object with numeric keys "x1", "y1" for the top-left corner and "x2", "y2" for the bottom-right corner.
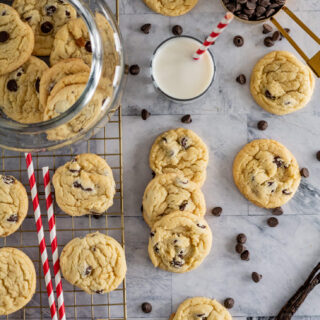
[
  {"x1": 259, "y1": 0, "x2": 270, "y2": 5},
  {"x1": 0, "y1": 31, "x2": 9, "y2": 43},
  {"x1": 257, "y1": 120, "x2": 268, "y2": 130},
  {"x1": 238, "y1": 13, "x2": 249, "y2": 20},
  {"x1": 267, "y1": 217, "x2": 279, "y2": 227},
  {"x1": 85, "y1": 266, "x2": 92, "y2": 275},
  {"x1": 93, "y1": 214, "x2": 101, "y2": 219},
  {"x1": 1, "y1": 11, "x2": 6, "y2": 16},
  {"x1": 73, "y1": 181, "x2": 82, "y2": 188},
  {"x1": 241, "y1": 250, "x2": 250, "y2": 261},
  {"x1": 150, "y1": 231, "x2": 155, "y2": 237},
  {"x1": 141, "y1": 302, "x2": 152, "y2": 313},
  {"x1": 75, "y1": 37, "x2": 86, "y2": 47},
  {"x1": 252, "y1": 272, "x2": 262, "y2": 283},
  {"x1": 265, "y1": 90, "x2": 275, "y2": 100},
  {"x1": 272, "y1": 207, "x2": 284, "y2": 216},
  {"x1": 235, "y1": 243, "x2": 245, "y2": 254},
  {"x1": 224, "y1": 298, "x2": 234, "y2": 309},
  {"x1": 172, "y1": 25, "x2": 183, "y2": 36},
  {"x1": 264, "y1": 36, "x2": 274, "y2": 47},
  {"x1": 7, "y1": 214, "x2": 18, "y2": 222},
  {"x1": 212, "y1": 207, "x2": 222, "y2": 217},
  {"x1": 85, "y1": 41, "x2": 92, "y2": 53},
  {"x1": 46, "y1": 5, "x2": 57, "y2": 16},
  {"x1": 179, "y1": 200, "x2": 188, "y2": 211},
  {"x1": 41, "y1": 21, "x2": 53, "y2": 33},
  {"x1": 141, "y1": 109, "x2": 150, "y2": 120},
  {"x1": 262, "y1": 23, "x2": 273, "y2": 34},
  {"x1": 180, "y1": 137, "x2": 189, "y2": 149},
  {"x1": 141, "y1": 205, "x2": 143, "y2": 212},
  {"x1": 65, "y1": 10, "x2": 71, "y2": 17},
  {"x1": 273, "y1": 156, "x2": 283, "y2": 168},
  {"x1": 2, "y1": 176, "x2": 15, "y2": 184},
  {"x1": 129, "y1": 64, "x2": 140, "y2": 75},
  {"x1": 272, "y1": 30, "x2": 281, "y2": 41},
  {"x1": 95, "y1": 290, "x2": 104, "y2": 294},
  {"x1": 256, "y1": 5, "x2": 266, "y2": 17},
  {"x1": 316, "y1": 151, "x2": 320, "y2": 161},
  {"x1": 25, "y1": 16, "x2": 32, "y2": 21},
  {"x1": 141, "y1": 23, "x2": 151, "y2": 34},
  {"x1": 171, "y1": 257, "x2": 184, "y2": 268},
  {"x1": 7, "y1": 79, "x2": 18, "y2": 92},
  {"x1": 233, "y1": 35, "x2": 244, "y2": 47},
  {"x1": 35, "y1": 77, "x2": 40, "y2": 93},
  {"x1": 265, "y1": 8, "x2": 276, "y2": 17},
  {"x1": 282, "y1": 189, "x2": 292, "y2": 195},
  {"x1": 152, "y1": 171, "x2": 156, "y2": 178},
  {"x1": 181, "y1": 114, "x2": 192, "y2": 123},
  {"x1": 153, "y1": 244, "x2": 159, "y2": 254},
  {"x1": 246, "y1": 0, "x2": 257, "y2": 10},
  {"x1": 197, "y1": 224, "x2": 206, "y2": 229},
  {"x1": 237, "y1": 233, "x2": 247, "y2": 244},
  {"x1": 236, "y1": 74, "x2": 246, "y2": 85},
  {"x1": 300, "y1": 168, "x2": 309, "y2": 178}
]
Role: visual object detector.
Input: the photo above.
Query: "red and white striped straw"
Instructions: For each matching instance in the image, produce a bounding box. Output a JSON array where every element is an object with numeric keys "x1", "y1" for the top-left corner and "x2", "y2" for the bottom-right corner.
[
  {"x1": 193, "y1": 12, "x2": 234, "y2": 60},
  {"x1": 25, "y1": 153, "x2": 58, "y2": 320},
  {"x1": 42, "y1": 167, "x2": 66, "y2": 320}
]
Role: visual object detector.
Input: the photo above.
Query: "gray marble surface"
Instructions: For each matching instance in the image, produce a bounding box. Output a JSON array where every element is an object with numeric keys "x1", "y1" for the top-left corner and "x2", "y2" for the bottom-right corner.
[{"x1": 119, "y1": 0, "x2": 320, "y2": 319}]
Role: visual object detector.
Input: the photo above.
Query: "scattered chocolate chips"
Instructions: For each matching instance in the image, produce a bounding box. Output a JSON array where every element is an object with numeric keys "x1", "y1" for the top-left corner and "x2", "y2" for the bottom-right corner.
[
  {"x1": 272, "y1": 207, "x2": 284, "y2": 216},
  {"x1": 300, "y1": 168, "x2": 309, "y2": 178},
  {"x1": 35, "y1": 77, "x2": 40, "y2": 93},
  {"x1": 181, "y1": 114, "x2": 192, "y2": 124},
  {"x1": 85, "y1": 41, "x2": 92, "y2": 53},
  {"x1": 237, "y1": 233, "x2": 247, "y2": 244},
  {"x1": 233, "y1": 35, "x2": 244, "y2": 47},
  {"x1": 179, "y1": 200, "x2": 188, "y2": 211},
  {"x1": 7, "y1": 79, "x2": 18, "y2": 92},
  {"x1": 267, "y1": 217, "x2": 279, "y2": 227},
  {"x1": 252, "y1": 272, "x2": 262, "y2": 283},
  {"x1": 84, "y1": 266, "x2": 92, "y2": 276},
  {"x1": 212, "y1": 207, "x2": 223, "y2": 217},
  {"x1": 0, "y1": 31, "x2": 9, "y2": 43},
  {"x1": 3, "y1": 176, "x2": 15, "y2": 184},
  {"x1": 235, "y1": 243, "x2": 245, "y2": 254},
  {"x1": 224, "y1": 298, "x2": 234, "y2": 309},
  {"x1": 263, "y1": 23, "x2": 273, "y2": 34},
  {"x1": 241, "y1": 250, "x2": 250, "y2": 261},
  {"x1": 41, "y1": 21, "x2": 54, "y2": 34},
  {"x1": 141, "y1": 109, "x2": 150, "y2": 120},
  {"x1": 257, "y1": 120, "x2": 268, "y2": 130},
  {"x1": 129, "y1": 64, "x2": 140, "y2": 75},
  {"x1": 7, "y1": 214, "x2": 18, "y2": 222},
  {"x1": 236, "y1": 74, "x2": 246, "y2": 85},
  {"x1": 264, "y1": 36, "x2": 274, "y2": 47},
  {"x1": 272, "y1": 30, "x2": 281, "y2": 41},
  {"x1": 317, "y1": 151, "x2": 320, "y2": 161},
  {"x1": 172, "y1": 25, "x2": 183, "y2": 36},
  {"x1": 141, "y1": 23, "x2": 151, "y2": 34},
  {"x1": 141, "y1": 302, "x2": 152, "y2": 313},
  {"x1": 46, "y1": 5, "x2": 57, "y2": 16}
]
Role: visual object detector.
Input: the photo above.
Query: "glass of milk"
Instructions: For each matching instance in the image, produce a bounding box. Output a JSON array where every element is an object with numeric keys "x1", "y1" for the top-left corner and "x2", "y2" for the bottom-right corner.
[{"x1": 151, "y1": 36, "x2": 215, "y2": 103}]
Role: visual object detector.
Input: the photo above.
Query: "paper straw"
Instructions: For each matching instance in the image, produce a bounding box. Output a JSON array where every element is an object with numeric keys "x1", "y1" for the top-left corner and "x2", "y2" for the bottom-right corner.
[
  {"x1": 193, "y1": 12, "x2": 234, "y2": 60},
  {"x1": 25, "y1": 153, "x2": 58, "y2": 320},
  {"x1": 42, "y1": 167, "x2": 66, "y2": 320}
]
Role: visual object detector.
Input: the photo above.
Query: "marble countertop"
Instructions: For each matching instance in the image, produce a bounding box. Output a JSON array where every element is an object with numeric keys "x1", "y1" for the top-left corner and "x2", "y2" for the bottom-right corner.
[{"x1": 118, "y1": 0, "x2": 320, "y2": 319}]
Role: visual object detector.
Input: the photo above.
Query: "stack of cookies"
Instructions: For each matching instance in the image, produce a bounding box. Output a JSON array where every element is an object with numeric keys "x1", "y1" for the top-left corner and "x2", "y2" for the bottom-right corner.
[
  {"x1": 0, "y1": 1, "x2": 118, "y2": 141},
  {"x1": 142, "y1": 128, "x2": 213, "y2": 273}
]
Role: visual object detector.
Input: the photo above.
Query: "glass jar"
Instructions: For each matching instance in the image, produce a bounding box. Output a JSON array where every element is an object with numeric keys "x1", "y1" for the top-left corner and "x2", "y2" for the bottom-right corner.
[{"x1": 0, "y1": 0, "x2": 126, "y2": 151}]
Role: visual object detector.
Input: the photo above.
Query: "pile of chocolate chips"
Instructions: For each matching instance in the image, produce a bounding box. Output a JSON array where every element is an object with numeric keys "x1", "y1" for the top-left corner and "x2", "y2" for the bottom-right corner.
[{"x1": 222, "y1": 0, "x2": 286, "y2": 21}]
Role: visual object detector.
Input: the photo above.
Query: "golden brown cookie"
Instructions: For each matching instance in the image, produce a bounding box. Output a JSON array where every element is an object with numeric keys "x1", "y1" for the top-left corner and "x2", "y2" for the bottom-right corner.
[{"x1": 143, "y1": 0, "x2": 199, "y2": 16}]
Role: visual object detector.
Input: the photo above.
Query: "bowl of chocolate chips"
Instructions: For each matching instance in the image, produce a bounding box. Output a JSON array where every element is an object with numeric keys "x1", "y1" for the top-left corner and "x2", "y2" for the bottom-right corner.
[{"x1": 221, "y1": 0, "x2": 286, "y2": 22}]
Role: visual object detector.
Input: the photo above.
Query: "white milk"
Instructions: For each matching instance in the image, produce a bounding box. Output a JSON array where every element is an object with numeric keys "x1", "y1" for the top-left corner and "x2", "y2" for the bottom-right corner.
[{"x1": 151, "y1": 37, "x2": 215, "y2": 100}]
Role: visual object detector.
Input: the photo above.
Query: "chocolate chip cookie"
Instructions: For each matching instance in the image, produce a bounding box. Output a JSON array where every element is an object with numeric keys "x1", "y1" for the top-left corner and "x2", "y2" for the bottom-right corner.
[
  {"x1": 233, "y1": 139, "x2": 301, "y2": 208},
  {"x1": 149, "y1": 128, "x2": 209, "y2": 186},
  {"x1": 52, "y1": 153, "x2": 116, "y2": 216},
  {"x1": 60, "y1": 232, "x2": 126, "y2": 294},
  {"x1": 172, "y1": 297, "x2": 232, "y2": 320},
  {"x1": 0, "y1": 175, "x2": 28, "y2": 237},
  {"x1": 250, "y1": 51, "x2": 315, "y2": 115},
  {"x1": 143, "y1": 0, "x2": 199, "y2": 16},
  {"x1": 12, "y1": 0, "x2": 77, "y2": 56},
  {"x1": 0, "y1": 3, "x2": 34, "y2": 75},
  {"x1": 0, "y1": 56, "x2": 49, "y2": 123},
  {"x1": 148, "y1": 211, "x2": 212, "y2": 273},
  {"x1": 143, "y1": 173, "x2": 206, "y2": 228},
  {"x1": 0, "y1": 247, "x2": 36, "y2": 316}
]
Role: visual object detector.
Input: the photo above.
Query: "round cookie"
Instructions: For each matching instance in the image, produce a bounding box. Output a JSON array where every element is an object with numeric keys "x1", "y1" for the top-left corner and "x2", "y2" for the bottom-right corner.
[
  {"x1": 148, "y1": 211, "x2": 212, "y2": 273},
  {"x1": 39, "y1": 58, "x2": 90, "y2": 107},
  {"x1": 149, "y1": 128, "x2": 209, "y2": 186},
  {"x1": 0, "y1": 3, "x2": 34, "y2": 75},
  {"x1": 250, "y1": 51, "x2": 315, "y2": 115},
  {"x1": 0, "y1": 56, "x2": 49, "y2": 123},
  {"x1": 12, "y1": 0, "x2": 77, "y2": 56},
  {"x1": 0, "y1": 175, "x2": 28, "y2": 237},
  {"x1": 143, "y1": 0, "x2": 198, "y2": 16},
  {"x1": 172, "y1": 297, "x2": 232, "y2": 320},
  {"x1": 0, "y1": 247, "x2": 36, "y2": 316},
  {"x1": 142, "y1": 173, "x2": 206, "y2": 228},
  {"x1": 60, "y1": 232, "x2": 127, "y2": 294},
  {"x1": 233, "y1": 139, "x2": 301, "y2": 208},
  {"x1": 52, "y1": 153, "x2": 116, "y2": 216}
]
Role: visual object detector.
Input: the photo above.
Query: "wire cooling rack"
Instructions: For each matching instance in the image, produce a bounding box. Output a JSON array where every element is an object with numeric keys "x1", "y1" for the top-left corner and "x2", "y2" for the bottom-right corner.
[{"x1": 0, "y1": 109, "x2": 127, "y2": 320}]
